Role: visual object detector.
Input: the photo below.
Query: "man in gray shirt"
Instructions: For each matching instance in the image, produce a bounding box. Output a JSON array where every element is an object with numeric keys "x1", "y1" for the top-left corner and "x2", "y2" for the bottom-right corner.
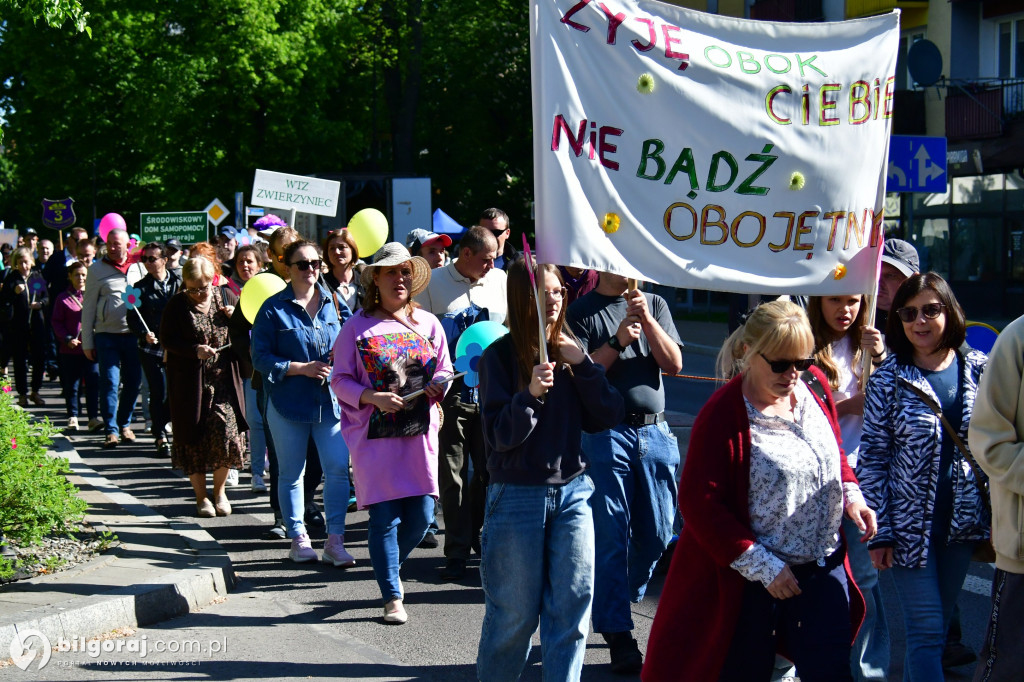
[{"x1": 567, "y1": 272, "x2": 683, "y2": 674}]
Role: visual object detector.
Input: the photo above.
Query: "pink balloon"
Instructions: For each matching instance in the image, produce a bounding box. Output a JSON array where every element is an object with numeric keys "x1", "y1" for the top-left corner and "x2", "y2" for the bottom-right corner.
[{"x1": 98, "y1": 213, "x2": 127, "y2": 242}]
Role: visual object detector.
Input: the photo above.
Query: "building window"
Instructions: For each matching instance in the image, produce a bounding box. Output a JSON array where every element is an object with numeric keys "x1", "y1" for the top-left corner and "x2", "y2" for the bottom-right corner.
[{"x1": 998, "y1": 19, "x2": 1024, "y2": 78}]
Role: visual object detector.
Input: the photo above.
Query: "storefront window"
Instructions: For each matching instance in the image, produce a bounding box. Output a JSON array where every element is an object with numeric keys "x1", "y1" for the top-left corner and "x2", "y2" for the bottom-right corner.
[
  {"x1": 1007, "y1": 172, "x2": 1024, "y2": 211},
  {"x1": 951, "y1": 218, "x2": 1001, "y2": 283},
  {"x1": 910, "y1": 218, "x2": 949, "y2": 279},
  {"x1": 952, "y1": 175, "x2": 1004, "y2": 211}
]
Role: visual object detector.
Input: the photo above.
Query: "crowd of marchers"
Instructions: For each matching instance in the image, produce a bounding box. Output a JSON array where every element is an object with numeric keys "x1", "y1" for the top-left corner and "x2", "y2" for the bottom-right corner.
[{"x1": 2, "y1": 216, "x2": 1021, "y2": 682}]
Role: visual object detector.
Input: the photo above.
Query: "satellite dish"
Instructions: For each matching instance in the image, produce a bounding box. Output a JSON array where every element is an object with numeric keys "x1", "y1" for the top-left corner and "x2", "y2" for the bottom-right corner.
[{"x1": 908, "y1": 39, "x2": 943, "y2": 87}]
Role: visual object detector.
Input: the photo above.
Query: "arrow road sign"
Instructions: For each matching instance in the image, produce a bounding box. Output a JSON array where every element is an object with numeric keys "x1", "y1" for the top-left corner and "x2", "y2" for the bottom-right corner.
[{"x1": 887, "y1": 135, "x2": 947, "y2": 193}]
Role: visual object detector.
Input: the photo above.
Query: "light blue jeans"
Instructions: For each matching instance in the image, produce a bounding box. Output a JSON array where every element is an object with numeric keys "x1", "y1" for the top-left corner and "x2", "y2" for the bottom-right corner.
[
  {"x1": 843, "y1": 516, "x2": 890, "y2": 681},
  {"x1": 583, "y1": 421, "x2": 678, "y2": 633},
  {"x1": 367, "y1": 495, "x2": 433, "y2": 603},
  {"x1": 243, "y1": 379, "x2": 268, "y2": 475},
  {"x1": 265, "y1": 400, "x2": 349, "y2": 538},
  {"x1": 477, "y1": 474, "x2": 595, "y2": 682},
  {"x1": 890, "y1": 539, "x2": 973, "y2": 682}
]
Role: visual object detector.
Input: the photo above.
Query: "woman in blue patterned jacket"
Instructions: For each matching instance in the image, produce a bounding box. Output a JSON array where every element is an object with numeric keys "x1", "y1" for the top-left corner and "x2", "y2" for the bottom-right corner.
[{"x1": 860, "y1": 272, "x2": 989, "y2": 682}]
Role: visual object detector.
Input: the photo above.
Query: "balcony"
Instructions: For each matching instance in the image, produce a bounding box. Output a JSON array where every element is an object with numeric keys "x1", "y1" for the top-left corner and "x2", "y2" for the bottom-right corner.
[
  {"x1": 846, "y1": 0, "x2": 927, "y2": 18},
  {"x1": 946, "y1": 78, "x2": 1024, "y2": 141},
  {"x1": 749, "y1": 0, "x2": 823, "y2": 21}
]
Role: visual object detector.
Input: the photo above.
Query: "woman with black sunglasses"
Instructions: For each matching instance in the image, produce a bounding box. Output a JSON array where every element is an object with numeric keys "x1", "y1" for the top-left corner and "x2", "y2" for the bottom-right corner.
[
  {"x1": 645, "y1": 299, "x2": 876, "y2": 682},
  {"x1": 251, "y1": 240, "x2": 355, "y2": 566},
  {"x1": 859, "y1": 272, "x2": 989, "y2": 681}
]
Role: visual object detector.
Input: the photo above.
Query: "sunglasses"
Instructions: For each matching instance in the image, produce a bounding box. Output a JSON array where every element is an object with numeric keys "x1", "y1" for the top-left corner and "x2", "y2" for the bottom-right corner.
[
  {"x1": 896, "y1": 303, "x2": 945, "y2": 323},
  {"x1": 759, "y1": 354, "x2": 814, "y2": 374},
  {"x1": 141, "y1": 256, "x2": 164, "y2": 263},
  {"x1": 290, "y1": 259, "x2": 322, "y2": 272}
]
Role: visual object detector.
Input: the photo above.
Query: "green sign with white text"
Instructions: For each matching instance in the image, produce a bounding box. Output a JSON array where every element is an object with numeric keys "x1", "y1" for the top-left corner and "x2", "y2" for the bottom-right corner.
[{"x1": 139, "y1": 212, "x2": 208, "y2": 244}]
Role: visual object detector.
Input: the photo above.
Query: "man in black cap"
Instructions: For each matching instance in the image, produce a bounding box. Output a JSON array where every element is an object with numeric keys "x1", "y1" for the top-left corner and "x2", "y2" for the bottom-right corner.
[
  {"x1": 165, "y1": 239, "x2": 183, "y2": 278},
  {"x1": 216, "y1": 226, "x2": 238, "y2": 277},
  {"x1": 875, "y1": 238, "x2": 920, "y2": 331}
]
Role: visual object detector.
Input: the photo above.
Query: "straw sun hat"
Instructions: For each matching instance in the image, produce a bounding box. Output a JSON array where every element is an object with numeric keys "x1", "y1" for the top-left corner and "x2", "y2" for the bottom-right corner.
[{"x1": 359, "y1": 242, "x2": 432, "y2": 298}]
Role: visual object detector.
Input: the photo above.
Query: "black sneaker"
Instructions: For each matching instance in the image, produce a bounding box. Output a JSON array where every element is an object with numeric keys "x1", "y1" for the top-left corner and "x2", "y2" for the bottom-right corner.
[
  {"x1": 942, "y1": 641, "x2": 977, "y2": 669},
  {"x1": 304, "y1": 503, "x2": 325, "y2": 528},
  {"x1": 265, "y1": 517, "x2": 287, "y2": 540},
  {"x1": 439, "y1": 557, "x2": 466, "y2": 581},
  {"x1": 418, "y1": 532, "x2": 439, "y2": 549},
  {"x1": 604, "y1": 631, "x2": 643, "y2": 674}
]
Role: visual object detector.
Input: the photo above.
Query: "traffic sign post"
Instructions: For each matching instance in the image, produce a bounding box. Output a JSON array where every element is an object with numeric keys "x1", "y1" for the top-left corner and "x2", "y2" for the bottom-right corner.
[
  {"x1": 140, "y1": 212, "x2": 208, "y2": 245},
  {"x1": 887, "y1": 135, "x2": 947, "y2": 193},
  {"x1": 205, "y1": 198, "x2": 230, "y2": 228}
]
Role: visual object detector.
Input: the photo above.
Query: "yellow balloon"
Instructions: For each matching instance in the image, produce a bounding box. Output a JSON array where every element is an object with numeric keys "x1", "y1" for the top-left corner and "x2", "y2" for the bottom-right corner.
[
  {"x1": 348, "y1": 208, "x2": 389, "y2": 258},
  {"x1": 240, "y1": 272, "x2": 287, "y2": 323}
]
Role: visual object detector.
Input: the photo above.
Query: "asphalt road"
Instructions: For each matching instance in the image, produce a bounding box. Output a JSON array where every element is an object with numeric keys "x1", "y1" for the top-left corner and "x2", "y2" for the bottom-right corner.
[{"x1": 32, "y1": 371, "x2": 996, "y2": 681}]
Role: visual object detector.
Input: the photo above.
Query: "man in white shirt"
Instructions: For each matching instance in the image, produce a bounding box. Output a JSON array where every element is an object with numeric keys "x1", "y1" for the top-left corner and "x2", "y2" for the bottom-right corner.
[{"x1": 415, "y1": 226, "x2": 507, "y2": 580}]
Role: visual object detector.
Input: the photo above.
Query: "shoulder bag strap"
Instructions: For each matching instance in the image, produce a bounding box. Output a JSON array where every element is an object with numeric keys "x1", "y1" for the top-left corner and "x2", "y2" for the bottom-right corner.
[{"x1": 898, "y1": 377, "x2": 990, "y2": 512}]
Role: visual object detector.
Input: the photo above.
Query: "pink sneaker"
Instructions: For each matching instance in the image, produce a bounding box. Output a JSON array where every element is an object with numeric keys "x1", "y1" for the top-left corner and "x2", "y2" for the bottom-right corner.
[
  {"x1": 288, "y1": 533, "x2": 318, "y2": 563},
  {"x1": 322, "y1": 534, "x2": 356, "y2": 568}
]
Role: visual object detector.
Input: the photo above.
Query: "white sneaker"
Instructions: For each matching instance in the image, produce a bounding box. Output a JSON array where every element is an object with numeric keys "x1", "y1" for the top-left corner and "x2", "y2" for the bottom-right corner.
[
  {"x1": 321, "y1": 534, "x2": 356, "y2": 568},
  {"x1": 67, "y1": 416, "x2": 79, "y2": 431},
  {"x1": 226, "y1": 469, "x2": 239, "y2": 487},
  {"x1": 289, "y1": 534, "x2": 318, "y2": 563},
  {"x1": 251, "y1": 473, "x2": 267, "y2": 493}
]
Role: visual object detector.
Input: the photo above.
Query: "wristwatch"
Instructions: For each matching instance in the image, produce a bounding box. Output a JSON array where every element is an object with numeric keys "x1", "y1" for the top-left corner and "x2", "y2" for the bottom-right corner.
[{"x1": 608, "y1": 335, "x2": 626, "y2": 353}]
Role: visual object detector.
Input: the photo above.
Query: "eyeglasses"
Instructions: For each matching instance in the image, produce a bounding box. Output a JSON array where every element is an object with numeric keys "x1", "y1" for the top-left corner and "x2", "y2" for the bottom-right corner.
[
  {"x1": 759, "y1": 354, "x2": 814, "y2": 374},
  {"x1": 141, "y1": 256, "x2": 164, "y2": 263},
  {"x1": 896, "y1": 303, "x2": 945, "y2": 323},
  {"x1": 290, "y1": 259, "x2": 322, "y2": 272},
  {"x1": 543, "y1": 288, "x2": 567, "y2": 300},
  {"x1": 185, "y1": 285, "x2": 211, "y2": 296}
]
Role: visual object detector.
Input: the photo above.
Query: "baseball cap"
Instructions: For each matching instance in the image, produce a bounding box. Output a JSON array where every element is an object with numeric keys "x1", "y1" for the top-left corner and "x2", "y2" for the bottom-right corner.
[
  {"x1": 165, "y1": 239, "x2": 183, "y2": 254},
  {"x1": 218, "y1": 225, "x2": 238, "y2": 240},
  {"x1": 406, "y1": 229, "x2": 452, "y2": 254},
  {"x1": 881, "y1": 239, "x2": 920, "y2": 277}
]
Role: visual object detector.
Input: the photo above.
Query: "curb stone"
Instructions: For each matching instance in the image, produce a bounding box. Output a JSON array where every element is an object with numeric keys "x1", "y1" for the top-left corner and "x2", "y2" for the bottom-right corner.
[{"x1": 0, "y1": 435, "x2": 235, "y2": 660}]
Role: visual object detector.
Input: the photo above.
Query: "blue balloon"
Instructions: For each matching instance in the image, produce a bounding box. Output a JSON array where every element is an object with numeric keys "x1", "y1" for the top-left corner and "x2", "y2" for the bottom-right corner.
[{"x1": 455, "y1": 321, "x2": 508, "y2": 358}]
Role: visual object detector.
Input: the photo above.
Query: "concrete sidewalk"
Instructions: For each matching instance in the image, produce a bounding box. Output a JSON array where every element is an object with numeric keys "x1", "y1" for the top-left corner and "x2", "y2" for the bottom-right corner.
[{"x1": 0, "y1": 431, "x2": 235, "y2": 666}]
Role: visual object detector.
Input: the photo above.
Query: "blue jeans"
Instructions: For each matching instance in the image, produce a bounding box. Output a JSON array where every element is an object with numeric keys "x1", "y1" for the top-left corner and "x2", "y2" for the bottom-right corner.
[
  {"x1": 94, "y1": 332, "x2": 142, "y2": 435},
  {"x1": 265, "y1": 400, "x2": 349, "y2": 538},
  {"x1": 477, "y1": 475, "x2": 595, "y2": 682},
  {"x1": 843, "y1": 517, "x2": 890, "y2": 681},
  {"x1": 367, "y1": 495, "x2": 433, "y2": 602},
  {"x1": 57, "y1": 353, "x2": 99, "y2": 419},
  {"x1": 138, "y1": 351, "x2": 169, "y2": 438},
  {"x1": 890, "y1": 539, "x2": 973, "y2": 682},
  {"x1": 243, "y1": 379, "x2": 267, "y2": 475},
  {"x1": 583, "y1": 420, "x2": 679, "y2": 633}
]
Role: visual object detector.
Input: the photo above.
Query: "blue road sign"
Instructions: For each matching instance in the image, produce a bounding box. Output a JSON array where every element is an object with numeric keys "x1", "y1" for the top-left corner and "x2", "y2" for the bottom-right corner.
[{"x1": 887, "y1": 135, "x2": 947, "y2": 193}]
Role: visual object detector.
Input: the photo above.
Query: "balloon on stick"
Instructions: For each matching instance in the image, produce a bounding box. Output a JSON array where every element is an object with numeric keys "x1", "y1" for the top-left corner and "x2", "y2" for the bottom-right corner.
[
  {"x1": 120, "y1": 285, "x2": 150, "y2": 334},
  {"x1": 240, "y1": 272, "x2": 287, "y2": 323},
  {"x1": 98, "y1": 213, "x2": 127, "y2": 242},
  {"x1": 347, "y1": 208, "x2": 388, "y2": 258},
  {"x1": 454, "y1": 321, "x2": 509, "y2": 388}
]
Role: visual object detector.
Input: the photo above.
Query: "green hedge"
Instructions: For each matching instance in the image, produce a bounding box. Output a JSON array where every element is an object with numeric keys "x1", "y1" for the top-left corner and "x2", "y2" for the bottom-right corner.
[{"x1": 0, "y1": 380, "x2": 87, "y2": 579}]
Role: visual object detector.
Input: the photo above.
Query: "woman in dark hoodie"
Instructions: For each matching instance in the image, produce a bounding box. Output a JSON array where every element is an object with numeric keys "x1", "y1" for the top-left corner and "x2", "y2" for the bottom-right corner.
[{"x1": 475, "y1": 259, "x2": 623, "y2": 682}]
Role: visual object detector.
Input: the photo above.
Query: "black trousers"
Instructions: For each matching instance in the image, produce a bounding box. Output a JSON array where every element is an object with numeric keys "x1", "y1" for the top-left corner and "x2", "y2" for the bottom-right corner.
[{"x1": 718, "y1": 549, "x2": 854, "y2": 682}]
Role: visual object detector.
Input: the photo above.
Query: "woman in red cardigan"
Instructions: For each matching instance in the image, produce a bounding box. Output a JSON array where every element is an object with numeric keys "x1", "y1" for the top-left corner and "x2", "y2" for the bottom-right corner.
[{"x1": 643, "y1": 300, "x2": 875, "y2": 682}]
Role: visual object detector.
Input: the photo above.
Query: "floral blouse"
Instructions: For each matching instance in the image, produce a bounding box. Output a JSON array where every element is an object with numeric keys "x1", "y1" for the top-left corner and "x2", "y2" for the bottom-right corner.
[{"x1": 730, "y1": 381, "x2": 863, "y2": 587}]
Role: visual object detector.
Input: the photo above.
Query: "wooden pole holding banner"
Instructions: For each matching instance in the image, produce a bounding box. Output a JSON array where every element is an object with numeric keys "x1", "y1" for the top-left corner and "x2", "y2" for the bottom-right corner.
[
  {"x1": 859, "y1": 227, "x2": 886, "y2": 392},
  {"x1": 522, "y1": 235, "x2": 548, "y2": 365}
]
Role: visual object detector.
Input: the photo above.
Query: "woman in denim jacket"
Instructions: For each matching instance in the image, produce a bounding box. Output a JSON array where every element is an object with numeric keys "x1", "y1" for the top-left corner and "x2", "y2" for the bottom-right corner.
[
  {"x1": 252, "y1": 240, "x2": 354, "y2": 566},
  {"x1": 860, "y1": 272, "x2": 989, "y2": 681}
]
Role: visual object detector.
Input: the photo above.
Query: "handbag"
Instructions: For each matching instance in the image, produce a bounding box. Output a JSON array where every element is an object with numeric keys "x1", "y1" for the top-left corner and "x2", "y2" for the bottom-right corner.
[{"x1": 899, "y1": 378, "x2": 996, "y2": 563}]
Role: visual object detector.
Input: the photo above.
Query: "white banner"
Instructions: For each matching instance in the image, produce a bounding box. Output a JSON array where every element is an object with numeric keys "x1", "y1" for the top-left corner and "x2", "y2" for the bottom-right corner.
[
  {"x1": 252, "y1": 169, "x2": 341, "y2": 218},
  {"x1": 531, "y1": 0, "x2": 900, "y2": 294}
]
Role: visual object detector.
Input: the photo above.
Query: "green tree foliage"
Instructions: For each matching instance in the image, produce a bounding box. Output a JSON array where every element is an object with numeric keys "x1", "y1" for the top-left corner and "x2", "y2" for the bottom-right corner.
[
  {"x1": 0, "y1": 0, "x2": 534, "y2": 236},
  {"x1": 0, "y1": 0, "x2": 89, "y2": 33}
]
